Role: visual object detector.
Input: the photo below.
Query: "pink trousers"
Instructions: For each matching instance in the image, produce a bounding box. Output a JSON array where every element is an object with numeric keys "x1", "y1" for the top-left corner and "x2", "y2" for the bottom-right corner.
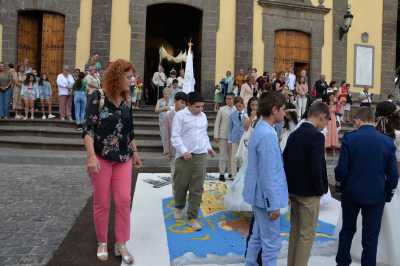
[
  {"x1": 59, "y1": 95, "x2": 72, "y2": 119},
  {"x1": 90, "y1": 156, "x2": 132, "y2": 243}
]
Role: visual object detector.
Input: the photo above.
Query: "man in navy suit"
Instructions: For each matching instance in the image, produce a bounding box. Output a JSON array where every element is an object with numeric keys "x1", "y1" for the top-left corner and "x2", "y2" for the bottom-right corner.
[
  {"x1": 283, "y1": 102, "x2": 330, "y2": 266},
  {"x1": 335, "y1": 107, "x2": 399, "y2": 266}
]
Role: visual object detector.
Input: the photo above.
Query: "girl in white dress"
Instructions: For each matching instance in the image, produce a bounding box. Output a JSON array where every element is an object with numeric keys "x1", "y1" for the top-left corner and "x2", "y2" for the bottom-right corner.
[
  {"x1": 280, "y1": 102, "x2": 298, "y2": 151},
  {"x1": 224, "y1": 97, "x2": 258, "y2": 212},
  {"x1": 349, "y1": 101, "x2": 400, "y2": 265}
]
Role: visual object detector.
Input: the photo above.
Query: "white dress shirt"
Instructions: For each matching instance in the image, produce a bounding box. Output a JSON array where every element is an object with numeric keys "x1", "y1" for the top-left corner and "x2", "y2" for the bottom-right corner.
[
  {"x1": 287, "y1": 73, "x2": 296, "y2": 91},
  {"x1": 56, "y1": 73, "x2": 75, "y2": 96},
  {"x1": 360, "y1": 91, "x2": 372, "y2": 103},
  {"x1": 152, "y1": 72, "x2": 167, "y2": 87},
  {"x1": 171, "y1": 107, "x2": 212, "y2": 158}
]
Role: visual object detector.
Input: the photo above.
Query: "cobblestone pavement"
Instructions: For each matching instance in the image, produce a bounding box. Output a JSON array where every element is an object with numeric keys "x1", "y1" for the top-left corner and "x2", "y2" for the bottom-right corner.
[
  {"x1": 0, "y1": 163, "x2": 91, "y2": 266},
  {"x1": 0, "y1": 152, "x2": 339, "y2": 266}
]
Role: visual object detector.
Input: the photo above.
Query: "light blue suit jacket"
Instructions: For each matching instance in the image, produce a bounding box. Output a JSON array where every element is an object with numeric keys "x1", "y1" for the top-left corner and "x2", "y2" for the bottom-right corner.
[
  {"x1": 228, "y1": 110, "x2": 245, "y2": 144},
  {"x1": 243, "y1": 120, "x2": 289, "y2": 211}
]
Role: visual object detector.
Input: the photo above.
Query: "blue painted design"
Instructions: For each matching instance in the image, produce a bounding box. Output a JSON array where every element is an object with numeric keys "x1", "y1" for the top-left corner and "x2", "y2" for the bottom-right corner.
[{"x1": 162, "y1": 197, "x2": 336, "y2": 261}]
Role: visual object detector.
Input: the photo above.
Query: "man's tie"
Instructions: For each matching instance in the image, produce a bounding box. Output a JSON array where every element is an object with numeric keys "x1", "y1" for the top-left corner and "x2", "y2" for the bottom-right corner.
[{"x1": 238, "y1": 112, "x2": 242, "y2": 121}]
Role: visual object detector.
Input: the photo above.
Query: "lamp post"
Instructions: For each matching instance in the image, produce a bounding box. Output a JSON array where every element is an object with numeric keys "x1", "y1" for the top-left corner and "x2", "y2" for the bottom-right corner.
[{"x1": 339, "y1": 7, "x2": 354, "y2": 40}]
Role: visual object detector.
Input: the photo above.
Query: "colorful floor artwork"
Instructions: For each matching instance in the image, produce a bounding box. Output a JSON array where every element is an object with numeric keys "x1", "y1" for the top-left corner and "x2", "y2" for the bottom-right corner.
[{"x1": 162, "y1": 181, "x2": 337, "y2": 264}]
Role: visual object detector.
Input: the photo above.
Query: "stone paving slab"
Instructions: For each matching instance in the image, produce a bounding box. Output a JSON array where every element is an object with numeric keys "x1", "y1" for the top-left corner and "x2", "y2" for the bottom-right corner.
[{"x1": 0, "y1": 164, "x2": 91, "y2": 266}]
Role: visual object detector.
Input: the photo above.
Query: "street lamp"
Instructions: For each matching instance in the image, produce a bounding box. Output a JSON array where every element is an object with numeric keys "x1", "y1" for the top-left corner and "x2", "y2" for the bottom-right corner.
[{"x1": 339, "y1": 7, "x2": 354, "y2": 40}]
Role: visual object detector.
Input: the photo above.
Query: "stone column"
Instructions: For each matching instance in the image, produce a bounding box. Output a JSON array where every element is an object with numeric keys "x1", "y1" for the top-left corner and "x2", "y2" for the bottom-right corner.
[
  {"x1": 235, "y1": 0, "x2": 254, "y2": 74},
  {"x1": 381, "y1": 0, "x2": 398, "y2": 98},
  {"x1": 90, "y1": 0, "x2": 112, "y2": 65},
  {"x1": 331, "y1": 0, "x2": 348, "y2": 83}
]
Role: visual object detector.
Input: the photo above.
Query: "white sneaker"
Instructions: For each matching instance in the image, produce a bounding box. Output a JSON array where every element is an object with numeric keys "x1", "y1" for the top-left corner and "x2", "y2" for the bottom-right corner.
[
  {"x1": 15, "y1": 115, "x2": 21, "y2": 120},
  {"x1": 188, "y1": 219, "x2": 202, "y2": 231},
  {"x1": 42, "y1": 115, "x2": 47, "y2": 120},
  {"x1": 30, "y1": 115, "x2": 34, "y2": 120},
  {"x1": 48, "y1": 114, "x2": 56, "y2": 119},
  {"x1": 174, "y1": 208, "x2": 184, "y2": 220},
  {"x1": 23, "y1": 116, "x2": 28, "y2": 120}
]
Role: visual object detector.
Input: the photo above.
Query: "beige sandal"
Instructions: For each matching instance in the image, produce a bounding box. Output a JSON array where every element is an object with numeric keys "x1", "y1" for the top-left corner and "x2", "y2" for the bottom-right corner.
[
  {"x1": 115, "y1": 243, "x2": 134, "y2": 265},
  {"x1": 97, "y1": 242, "x2": 108, "y2": 261}
]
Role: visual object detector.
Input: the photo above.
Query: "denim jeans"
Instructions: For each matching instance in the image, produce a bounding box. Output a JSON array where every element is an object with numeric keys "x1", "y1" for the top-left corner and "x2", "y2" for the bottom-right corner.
[
  {"x1": 0, "y1": 88, "x2": 12, "y2": 118},
  {"x1": 74, "y1": 91, "x2": 87, "y2": 125}
]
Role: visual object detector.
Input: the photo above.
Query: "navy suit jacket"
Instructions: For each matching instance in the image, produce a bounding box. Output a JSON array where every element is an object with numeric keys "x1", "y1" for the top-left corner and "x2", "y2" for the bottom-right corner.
[
  {"x1": 335, "y1": 125, "x2": 399, "y2": 204},
  {"x1": 283, "y1": 122, "x2": 328, "y2": 197}
]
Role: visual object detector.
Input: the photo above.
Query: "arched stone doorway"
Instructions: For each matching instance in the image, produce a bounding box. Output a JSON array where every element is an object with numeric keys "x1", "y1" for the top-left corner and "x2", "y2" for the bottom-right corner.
[
  {"x1": 130, "y1": 0, "x2": 220, "y2": 101},
  {"x1": 0, "y1": 0, "x2": 79, "y2": 70},
  {"x1": 274, "y1": 30, "x2": 311, "y2": 78},
  {"x1": 17, "y1": 10, "x2": 65, "y2": 97},
  {"x1": 144, "y1": 3, "x2": 202, "y2": 104},
  {"x1": 261, "y1": 1, "x2": 327, "y2": 85}
]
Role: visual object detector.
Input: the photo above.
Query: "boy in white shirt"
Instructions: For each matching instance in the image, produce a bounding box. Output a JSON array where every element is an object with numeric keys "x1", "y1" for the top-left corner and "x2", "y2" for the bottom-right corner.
[{"x1": 171, "y1": 92, "x2": 215, "y2": 231}]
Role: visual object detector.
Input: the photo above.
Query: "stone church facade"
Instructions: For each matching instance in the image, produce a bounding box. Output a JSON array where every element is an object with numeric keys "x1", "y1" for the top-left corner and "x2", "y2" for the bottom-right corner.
[{"x1": 0, "y1": 0, "x2": 398, "y2": 99}]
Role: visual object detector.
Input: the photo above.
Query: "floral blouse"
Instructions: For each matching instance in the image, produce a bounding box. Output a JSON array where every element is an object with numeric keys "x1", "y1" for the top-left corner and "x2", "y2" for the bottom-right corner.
[{"x1": 83, "y1": 90, "x2": 135, "y2": 162}]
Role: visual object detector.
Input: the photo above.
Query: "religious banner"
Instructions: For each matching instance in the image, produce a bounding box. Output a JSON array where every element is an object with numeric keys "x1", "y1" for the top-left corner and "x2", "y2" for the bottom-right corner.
[
  {"x1": 183, "y1": 45, "x2": 195, "y2": 94},
  {"x1": 159, "y1": 46, "x2": 187, "y2": 64}
]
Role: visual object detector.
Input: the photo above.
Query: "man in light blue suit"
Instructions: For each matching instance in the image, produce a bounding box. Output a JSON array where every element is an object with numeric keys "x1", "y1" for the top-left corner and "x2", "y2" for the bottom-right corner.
[{"x1": 243, "y1": 91, "x2": 288, "y2": 266}]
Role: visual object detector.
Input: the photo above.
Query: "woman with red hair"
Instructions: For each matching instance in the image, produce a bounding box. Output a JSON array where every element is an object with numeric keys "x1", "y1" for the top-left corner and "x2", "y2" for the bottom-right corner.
[{"x1": 83, "y1": 59, "x2": 142, "y2": 264}]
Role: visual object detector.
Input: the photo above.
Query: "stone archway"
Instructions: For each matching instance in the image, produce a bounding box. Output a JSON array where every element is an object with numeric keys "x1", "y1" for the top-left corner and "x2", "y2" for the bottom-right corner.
[
  {"x1": 144, "y1": 3, "x2": 203, "y2": 104},
  {"x1": 18, "y1": 10, "x2": 65, "y2": 98},
  {"x1": 130, "y1": 0, "x2": 220, "y2": 99},
  {"x1": 0, "y1": 0, "x2": 80, "y2": 67},
  {"x1": 259, "y1": 0, "x2": 328, "y2": 85}
]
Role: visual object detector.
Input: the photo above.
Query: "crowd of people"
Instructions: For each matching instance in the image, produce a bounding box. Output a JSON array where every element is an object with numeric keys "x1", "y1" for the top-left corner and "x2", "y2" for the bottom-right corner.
[
  {"x1": 2, "y1": 52, "x2": 399, "y2": 266},
  {"x1": 155, "y1": 66, "x2": 400, "y2": 266},
  {"x1": 213, "y1": 68, "x2": 398, "y2": 156},
  {"x1": 0, "y1": 54, "x2": 145, "y2": 130}
]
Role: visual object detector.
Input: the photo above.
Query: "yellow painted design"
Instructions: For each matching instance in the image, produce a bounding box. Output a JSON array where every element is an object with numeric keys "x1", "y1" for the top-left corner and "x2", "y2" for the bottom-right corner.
[
  {"x1": 252, "y1": 0, "x2": 264, "y2": 72},
  {"x1": 110, "y1": 0, "x2": 131, "y2": 61},
  {"x1": 192, "y1": 234, "x2": 210, "y2": 241},
  {"x1": 169, "y1": 221, "x2": 197, "y2": 234},
  {"x1": 346, "y1": 0, "x2": 383, "y2": 93},
  {"x1": 215, "y1": 0, "x2": 236, "y2": 82},
  {"x1": 200, "y1": 182, "x2": 227, "y2": 217},
  {"x1": 75, "y1": 0, "x2": 92, "y2": 70},
  {"x1": 316, "y1": 233, "x2": 335, "y2": 238},
  {"x1": 167, "y1": 199, "x2": 175, "y2": 208}
]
